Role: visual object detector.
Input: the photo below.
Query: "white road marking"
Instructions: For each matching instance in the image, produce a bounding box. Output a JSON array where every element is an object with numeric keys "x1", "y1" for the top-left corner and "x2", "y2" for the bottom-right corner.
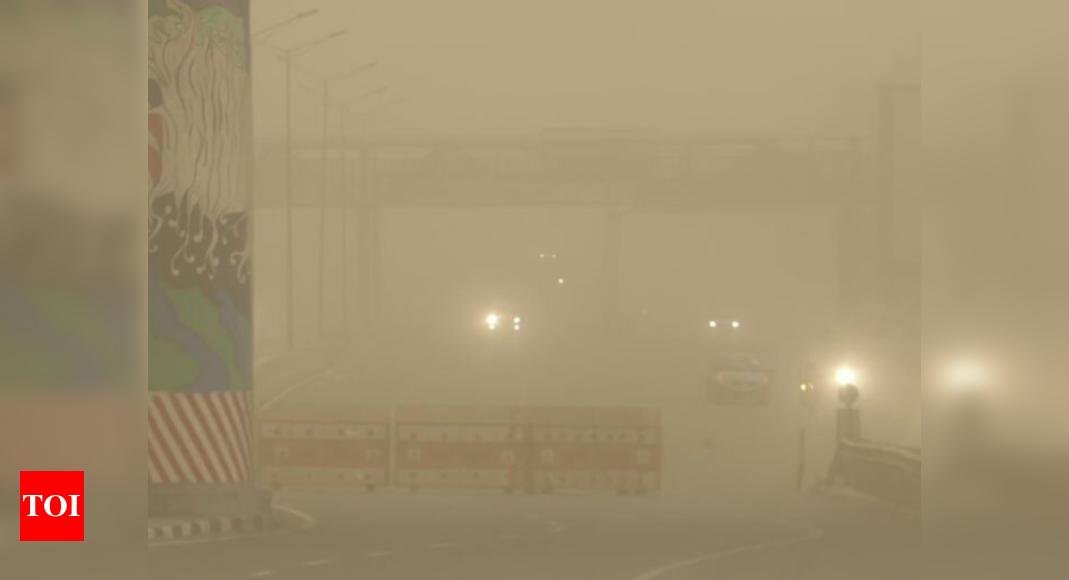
[
  {"x1": 626, "y1": 522, "x2": 824, "y2": 580},
  {"x1": 364, "y1": 551, "x2": 394, "y2": 558},
  {"x1": 148, "y1": 505, "x2": 317, "y2": 549},
  {"x1": 429, "y1": 542, "x2": 457, "y2": 550},
  {"x1": 497, "y1": 533, "x2": 522, "y2": 541},
  {"x1": 550, "y1": 525, "x2": 567, "y2": 534},
  {"x1": 258, "y1": 373, "x2": 327, "y2": 412},
  {"x1": 303, "y1": 559, "x2": 331, "y2": 567},
  {"x1": 249, "y1": 571, "x2": 274, "y2": 578}
]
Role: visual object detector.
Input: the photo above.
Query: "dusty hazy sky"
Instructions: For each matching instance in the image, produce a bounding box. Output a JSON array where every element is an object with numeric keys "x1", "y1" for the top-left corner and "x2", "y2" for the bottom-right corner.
[{"x1": 252, "y1": 0, "x2": 918, "y2": 141}]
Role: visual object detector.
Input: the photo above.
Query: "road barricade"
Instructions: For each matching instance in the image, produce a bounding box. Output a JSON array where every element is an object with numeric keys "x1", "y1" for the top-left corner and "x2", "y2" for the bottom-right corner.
[
  {"x1": 255, "y1": 403, "x2": 662, "y2": 495},
  {"x1": 522, "y1": 406, "x2": 661, "y2": 495},
  {"x1": 394, "y1": 406, "x2": 524, "y2": 492},
  {"x1": 259, "y1": 405, "x2": 391, "y2": 490}
]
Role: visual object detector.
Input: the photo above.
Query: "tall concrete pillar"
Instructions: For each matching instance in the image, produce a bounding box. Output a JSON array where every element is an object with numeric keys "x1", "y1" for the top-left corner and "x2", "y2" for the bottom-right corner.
[{"x1": 147, "y1": 0, "x2": 258, "y2": 517}]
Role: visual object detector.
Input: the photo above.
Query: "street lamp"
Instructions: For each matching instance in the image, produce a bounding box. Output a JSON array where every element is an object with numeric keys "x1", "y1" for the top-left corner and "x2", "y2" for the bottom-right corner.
[
  {"x1": 336, "y1": 85, "x2": 389, "y2": 341},
  {"x1": 942, "y1": 358, "x2": 990, "y2": 460},
  {"x1": 834, "y1": 366, "x2": 860, "y2": 407},
  {"x1": 271, "y1": 28, "x2": 348, "y2": 351},
  {"x1": 253, "y1": 9, "x2": 320, "y2": 40},
  {"x1": 945, "y1": 360, "x2": 986, "y2": 395},
  {"x1": 345, "y1": 87, "x2": 389, "y2": 108},
  {"x1": 314, "y1": 63, "x2": 378, "y2": 341},
  {"x1": 834, "y1": 366, "x2": 858, "y2": 387},
  {"x1": 832, "y1": 365, "x2": 862, "y2": 443}
]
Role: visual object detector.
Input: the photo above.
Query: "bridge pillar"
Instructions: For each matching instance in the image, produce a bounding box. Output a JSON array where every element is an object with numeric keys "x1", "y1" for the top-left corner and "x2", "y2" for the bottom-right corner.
[{"x1": 147, "y1": 0, "x2": 261, "y2": 518}]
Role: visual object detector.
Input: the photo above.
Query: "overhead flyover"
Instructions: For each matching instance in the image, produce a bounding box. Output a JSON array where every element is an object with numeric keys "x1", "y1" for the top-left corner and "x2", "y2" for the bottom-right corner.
[
  {"x1": 254, "y1": 132, "x2": 861, "y2": 211},
  {"x1": 253, "y1": 130, "x2": 866, "y2": 347}
]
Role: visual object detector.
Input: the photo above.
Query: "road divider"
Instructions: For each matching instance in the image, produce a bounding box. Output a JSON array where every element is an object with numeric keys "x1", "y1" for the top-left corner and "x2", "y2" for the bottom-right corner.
[
  {"x1": 260, "y1": 406, "x2": 392, "y2": 491},
  {"x1": 258, "y1": 404, "x2": 662, "y2": 496},
  {"x1": 147, "y1": 512, "x2": 271, "y2": 542}
]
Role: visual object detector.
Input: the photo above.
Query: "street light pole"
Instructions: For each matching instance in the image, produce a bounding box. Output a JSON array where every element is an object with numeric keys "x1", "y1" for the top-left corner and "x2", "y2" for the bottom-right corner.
[
  {"x1": 834, "y1": 366, "x2": 862, "y2": 442},
  {"x1": 336, "y1": 87, "x2": 388, "y2": 342},
  {"x1": 284, "y1": 49, "x2": 294, "y2": 351},
  {"x1": 254, "y1": 9, "x2": 319, "y2": 40},
  {"x1": 351, "y1": 97, "x2": 404, "y2": 369},
  {"x1": 272, "y1": 28, "x2": 347, "y2": 351},
  {"x1": 339, "y1": 104, "x2": 350, "y2": 342},
  {"x1": 318, "y1": 80, "x2": 330, "y2": 341},
  {"x1": 313, "y1": 64, "x2": 377, "y2": 342},
  {"x1": 361, "y1": 97, "x2": 403, "y2": 341},
  {"x1": 254, "y1": 11, "x2": 316, "y2": 353}
]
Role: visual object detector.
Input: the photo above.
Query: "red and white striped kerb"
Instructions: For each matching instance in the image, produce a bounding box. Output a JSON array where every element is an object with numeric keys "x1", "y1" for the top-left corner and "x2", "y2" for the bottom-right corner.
[{"x1": 148, "y1": 392, "x2": 253, "y2": 485}]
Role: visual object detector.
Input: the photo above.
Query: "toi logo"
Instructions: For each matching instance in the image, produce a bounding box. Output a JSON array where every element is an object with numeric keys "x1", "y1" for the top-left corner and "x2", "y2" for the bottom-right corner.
[{"x1": 20, "y1": 471, "x2": 84, "y2": 542}]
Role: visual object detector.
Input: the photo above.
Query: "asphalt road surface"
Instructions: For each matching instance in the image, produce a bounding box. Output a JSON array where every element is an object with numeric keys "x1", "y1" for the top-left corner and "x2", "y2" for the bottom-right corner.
[
  {"x1": 146, "y1": 360, "x2": 919, "y2": 579},
  {"x1": 147, "y1": 490, "x2": 919, "y2": 579}
]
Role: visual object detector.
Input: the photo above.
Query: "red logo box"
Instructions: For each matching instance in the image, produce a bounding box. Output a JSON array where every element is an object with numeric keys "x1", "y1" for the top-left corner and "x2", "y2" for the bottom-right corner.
[{"x1": 19, "y1": 471, "x2": 84, "y2": 542}]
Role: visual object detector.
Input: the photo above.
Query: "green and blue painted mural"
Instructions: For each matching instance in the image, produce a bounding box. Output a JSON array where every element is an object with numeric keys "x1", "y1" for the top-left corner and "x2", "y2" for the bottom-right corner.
[{"x1": 148, "y1": 0, "x2": 252, "y2": 393}]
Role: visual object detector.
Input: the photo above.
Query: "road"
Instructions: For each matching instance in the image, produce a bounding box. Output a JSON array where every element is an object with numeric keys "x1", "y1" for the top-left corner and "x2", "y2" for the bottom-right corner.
[
  {"x1": 145, "y1": 358, "x2": 918, "y2": 579},
  {"x1": 147, "y1": 489, "x2": 918, "y2": 579}
]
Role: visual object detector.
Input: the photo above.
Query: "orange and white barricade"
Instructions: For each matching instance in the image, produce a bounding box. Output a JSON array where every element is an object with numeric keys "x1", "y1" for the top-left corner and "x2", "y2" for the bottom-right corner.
[
  {"x1": 258, "y1": 406, "x2": 391, "y2": 491},
  {"x1": 394, "y1": 406, "x2": 524, "y2": 492},
  {"x1": 521, "y1": 406, "x2": 661, "y2": 495}
]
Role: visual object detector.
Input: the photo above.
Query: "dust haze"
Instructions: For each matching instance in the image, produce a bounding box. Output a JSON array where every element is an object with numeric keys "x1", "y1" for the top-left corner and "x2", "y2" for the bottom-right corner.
[{"x1": 0, "y1": 1, "x2": 1066, "y2": 579}]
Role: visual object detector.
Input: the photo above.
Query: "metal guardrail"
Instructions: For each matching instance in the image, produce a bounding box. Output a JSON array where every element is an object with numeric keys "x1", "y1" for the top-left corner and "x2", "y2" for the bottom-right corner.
[{"x1": 831, "y1": 439, "x2": 921, "y2": 511}]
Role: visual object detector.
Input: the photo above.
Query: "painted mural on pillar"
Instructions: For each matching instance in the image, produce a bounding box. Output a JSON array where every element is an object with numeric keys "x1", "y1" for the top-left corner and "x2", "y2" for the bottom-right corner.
[{"x1": 148, "y1": 0, "x2": 252, "y2": 393}]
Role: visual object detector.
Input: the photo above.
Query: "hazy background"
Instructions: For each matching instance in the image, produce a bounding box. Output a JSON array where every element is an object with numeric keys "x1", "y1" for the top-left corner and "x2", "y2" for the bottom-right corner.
[
  {"x1": 9, "y1": 1, "x2": 1069, "y2": 578},
  {"x1": 248, "y1": 0, "x2": 922, "y2": 498},
  {"x1": 252, "y1": 0, "x2": 919, "y2": 139}
]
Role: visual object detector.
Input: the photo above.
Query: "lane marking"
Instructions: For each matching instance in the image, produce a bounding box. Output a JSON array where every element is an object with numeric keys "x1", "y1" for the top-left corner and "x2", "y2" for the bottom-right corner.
[
  {"x1": 364, "y1": 551, "x2": 394, "y2": 558},
  {"x1": 259, "y1": 373, "x2": 325, "y2": 412},
  {"x1": 149, "y1": 505, "x2": 317, "y2": 549},
  {"x1": 429, "y1": 542, "x2": 457, "y2": 550},
  {"x1": 249, "y1": 572, "x2": 274, "y2": 578},
  {"x1": 303, "y1": 559, "x2": 331, "y2": 567},
  {"x1": 497, "y1": 533, "x2": 522, "y2": 541},
  {"x1": 626, "y1": 522, "x2": 824, "y2": 580}
]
